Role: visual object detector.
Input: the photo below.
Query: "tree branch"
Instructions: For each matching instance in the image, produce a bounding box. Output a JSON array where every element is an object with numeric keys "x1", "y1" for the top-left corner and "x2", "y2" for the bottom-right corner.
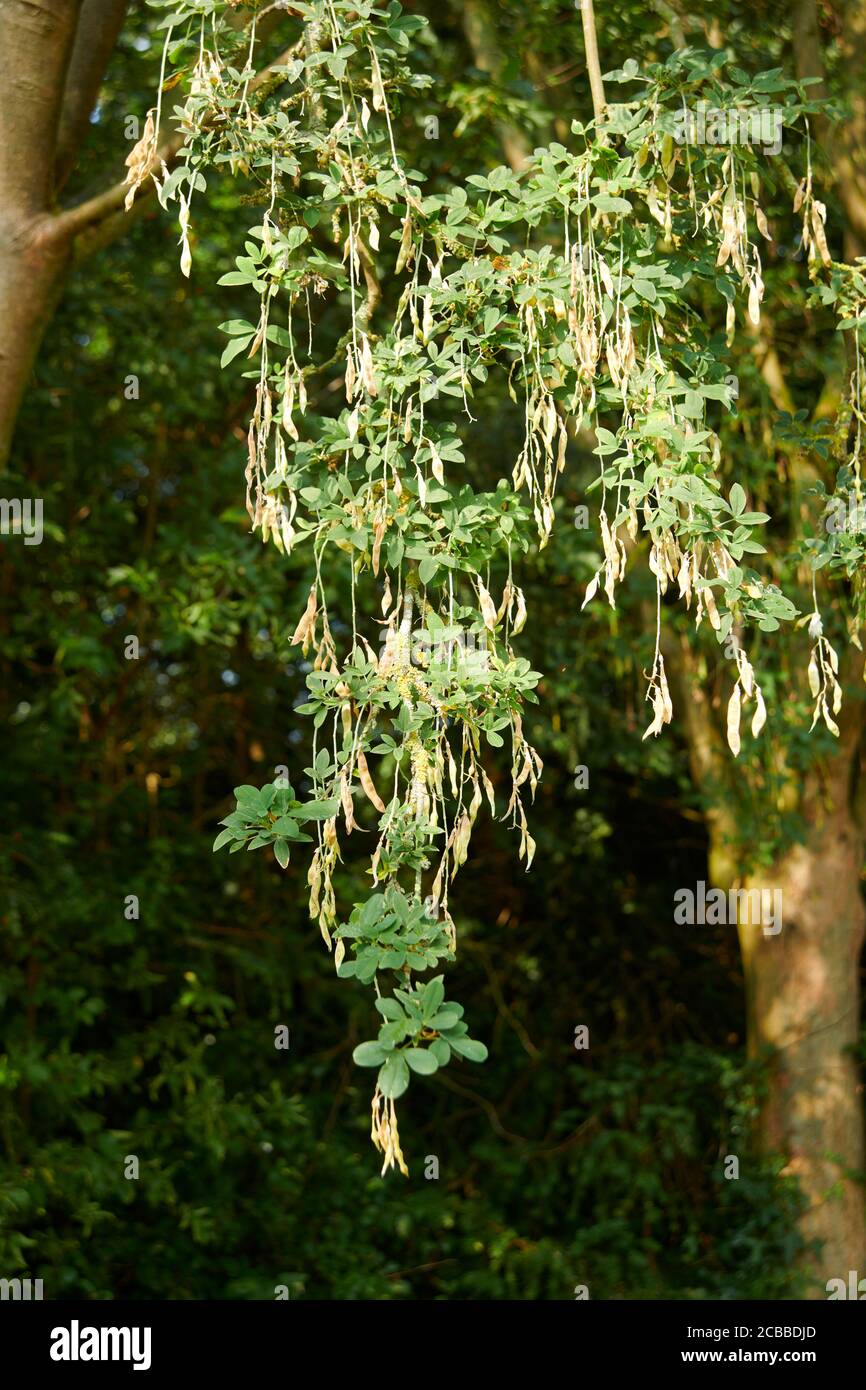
[
  {"x1": 54, "y1": 0, "x2": 131, "y2": 191},
  {"x1": 47, "y1": 36, "x2": 304, "y2": 253},
  {"x1": 579, "y1": 0, "x2": 607, "y2": 135},
  {"x1": 0, "y1": 0, "x2": 80, "y2": 221}
]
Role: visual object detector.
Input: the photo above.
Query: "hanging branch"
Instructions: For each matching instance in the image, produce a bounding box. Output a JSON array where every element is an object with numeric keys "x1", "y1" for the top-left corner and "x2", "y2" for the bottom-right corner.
[{"x1": 138, "y1": 0, "x2": 828, "y2": 1174}]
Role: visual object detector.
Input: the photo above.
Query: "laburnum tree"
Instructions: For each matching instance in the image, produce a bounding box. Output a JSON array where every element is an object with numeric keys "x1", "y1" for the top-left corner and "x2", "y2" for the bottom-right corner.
[
  {"x1": 3, "y1": 0, "x2": 866, "y2": 1291},
  {"x1": 118, "y1": 0, "x2": 866, "y2": 1284}
]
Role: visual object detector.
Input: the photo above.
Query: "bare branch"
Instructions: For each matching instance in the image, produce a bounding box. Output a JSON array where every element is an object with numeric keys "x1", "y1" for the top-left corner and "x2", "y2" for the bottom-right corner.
[
  {"x1": 54, "y1": 0, "x2": 130, "y2": 191},
  {"x1": 579, "y1": 0, "x2": 607, "y2": 135}
]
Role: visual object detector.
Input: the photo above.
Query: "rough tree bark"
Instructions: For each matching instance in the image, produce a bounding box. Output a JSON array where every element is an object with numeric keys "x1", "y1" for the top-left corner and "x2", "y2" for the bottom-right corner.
[
  {"x1": 739, "y1": 775, "x2": 866, "y2": 1285},
  {"x1": 630, "y1": 0, "x2": 866, "y2": 1289},
  {"x1": 675, "y1": 642, "x2": 866, "y2": 1288}
]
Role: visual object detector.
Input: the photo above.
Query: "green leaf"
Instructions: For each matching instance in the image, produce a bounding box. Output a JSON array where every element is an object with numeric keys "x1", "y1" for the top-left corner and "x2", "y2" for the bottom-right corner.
[
  {"x1": 593, "y1": 194, "x2": 632, "y2": 214},
  {"x1": 219, "y1": 320, "x2": 255, "y2": 336},
  {"x1": 353, "y1": 1041, "x2": 387, "y2": 1067},
  {"x1": 404, "y1": 1048, "x2": 438, "y2": 1075},
  {"x1": 220, "y1": 337, "x2": 252, "y2": 369},
  {"x1": 378, "y1": 1053, "x2": 410, "y2": 1099},
  {"x1": 374, "y1": 998, "x2": 404, "y2": 1021},
  {"x1": 430, "y1": 1009, "x2": 460, "y2": 1030},
  {"x1": 449, "y1": 1036, "x2": 488, "y2": 1063},
  {"x1": 379, "y1": 1020, "x2": 409, "y2": 1048},
  {"x1": 270, "y1": 815, "x2": 303, "y2": 836},
  {"x1": 273, "y1": 838, "x2": 290, "y2": 868},
  {"x1": 421, "y1": 976, "x2": 445, "y2": 1019},
  {"x1": 234, "y1": 785, "x2": 261, "y2": 801},
  {"x1": 291, "y1": 799, "x2": 340, "y2": 821},
  {"x1": 217, "y1": 270, "x2": 254, "y2": 287}
]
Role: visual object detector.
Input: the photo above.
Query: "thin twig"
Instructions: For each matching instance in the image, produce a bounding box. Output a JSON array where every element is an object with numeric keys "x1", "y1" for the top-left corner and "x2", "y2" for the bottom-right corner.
[{"x1": 48, "y1": 39, "x2": 304, "y2": 249}]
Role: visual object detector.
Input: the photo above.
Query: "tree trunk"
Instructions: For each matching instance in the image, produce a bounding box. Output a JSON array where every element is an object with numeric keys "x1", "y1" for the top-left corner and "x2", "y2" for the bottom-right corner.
[
  {"x1": 737, "y1": 801, "x2": 866, "y2": 1290},
  {"x1": 0, "y1": 0, "x2": 81, "y2": 464},
  {"x1": 0, "y1": 217, "x2": 70, "y2": 464},
  {"x1": 675, "y1": 636, "x2": 866, "y2": 1289}
]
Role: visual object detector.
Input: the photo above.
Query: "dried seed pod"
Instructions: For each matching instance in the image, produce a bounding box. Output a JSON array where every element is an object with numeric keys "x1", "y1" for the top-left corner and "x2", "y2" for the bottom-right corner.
[
  {"x1": 290, "y1": 584, "x2": 318, "y2": 650},
  {"x1": 478, "y1": 579, "x2": 498, "y2": 631},
  {"x1": 751, "y1": 686, "x2": 767, "y2": 738},
  {"x1": 357, "y1": 750, "x2": 385, "y2": 812},
  {"x1": 726, "y1": 683, "x2": 742, "y2": 757}
]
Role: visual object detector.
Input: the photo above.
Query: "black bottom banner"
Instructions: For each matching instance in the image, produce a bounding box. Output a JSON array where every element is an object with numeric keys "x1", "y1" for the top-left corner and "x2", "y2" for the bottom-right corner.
[{"x1": 2, "y1": 1297, "x2": 862, "y2": 1376}]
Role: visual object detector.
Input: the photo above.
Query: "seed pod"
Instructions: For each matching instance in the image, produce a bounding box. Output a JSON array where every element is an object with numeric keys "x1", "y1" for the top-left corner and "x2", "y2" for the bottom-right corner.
[
  {"x1": 726, "y1": 683, "x2": 742, "y2": 757},
  {"x1": 124, "y1": 110, "x2": 157, "y2": 211},
  {"x1": 339, "y1": 770, "x2": 356, "y2": 832},
  {"x1": 371, "y1": 517, "x2": 385, "y2": 575},
  {"x1": 581, "y1": 573, "x2": 599, "y2": 610},
  {"x1": 512, "y1": 586, "x2": 527, "y2": 635},
  {"x1": 751, "y1": 686, "x2": 767, "y2": 738},
  {"x1": 811, "y1": 202, "x2": 831, "y2": 266},
  {"x1": 290, "y1": 584, "x2": 318, "y2": 649},
  {"x1": 395, "y1": 214, "x2": 414, "y2": 274},
  {"x1": 726, "y1": 300, "x2": 736, "y2": 347},
  {"x1": 341, "y1": 347, "x2": 355, "y2": 403},
  {"x1": 446, "y1": 743, "x2": 458, "y2": 798},
  {"x1": 178, "y1": 191, "x2": 193, "y2": 278},
  {"x1": 703, "y1": 587, "x2": 722, "y2": 631},
  {"x1": 755, "y1": 206, "x2": 771, "y2": 240},
  {"x1": 357, "y1": 750, "x2": 385, "y2": 812},
  {"x1": 556, "y1": 420, "x2": 568, "y2": 473},
  {"x1": 450, "y1": 812, "x2": 472, "y2": 875},
  {"x1": 371, "y1": 57, "x2": 387, "y2": 112},
  {"x1": 747, "y1": 272, "x2": 763, "y2": 327},
  {"x1": 359, "y1": 335, "x2": 377, "y2": 395},
  {"x1": 478, "y1": 579, "x2": 498, "y2": 631},
  {"x1": 429, "y1": 441, "x2": 444, "y2": 486}
]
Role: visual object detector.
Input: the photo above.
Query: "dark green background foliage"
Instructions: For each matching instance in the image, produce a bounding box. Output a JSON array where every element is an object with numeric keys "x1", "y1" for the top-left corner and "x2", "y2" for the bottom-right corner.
[{"x1": 2, "y1": 0, "x2": 842, "y2": 1299}]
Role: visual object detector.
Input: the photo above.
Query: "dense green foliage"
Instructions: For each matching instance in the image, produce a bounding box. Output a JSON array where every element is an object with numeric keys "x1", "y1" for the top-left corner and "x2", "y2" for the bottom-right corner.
[{"x1": 134, "y1": 0, "x2": 864, "y2": 1180}]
